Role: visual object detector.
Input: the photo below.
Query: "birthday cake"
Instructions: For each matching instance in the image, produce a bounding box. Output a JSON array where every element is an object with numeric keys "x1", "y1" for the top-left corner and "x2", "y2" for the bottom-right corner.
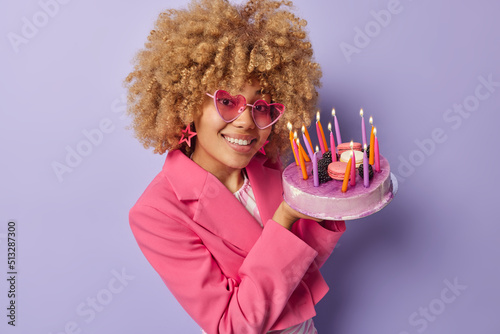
[{"x1": 282, "y1": 147, "x2": 396, "y2": 221}]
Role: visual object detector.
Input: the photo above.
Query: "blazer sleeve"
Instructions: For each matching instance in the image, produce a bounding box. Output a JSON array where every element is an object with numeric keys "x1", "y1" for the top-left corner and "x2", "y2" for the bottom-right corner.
[
  {"x1": 129, "y1": 204, "x2": 319, "y2": 334},
  {"x1": 291, "y1": 219, "x2": 346, "y2": 269}
]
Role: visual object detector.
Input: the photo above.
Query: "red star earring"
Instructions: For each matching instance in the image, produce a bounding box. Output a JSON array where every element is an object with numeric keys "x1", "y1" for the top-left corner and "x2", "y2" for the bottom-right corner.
[{"x1": 178, "y1": 124, "x2": 197, "y2": 147}]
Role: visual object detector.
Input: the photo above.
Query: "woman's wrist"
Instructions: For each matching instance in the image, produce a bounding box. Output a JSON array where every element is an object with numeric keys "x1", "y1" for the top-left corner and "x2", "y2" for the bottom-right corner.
[
  {"x1": 272, "y1": 202, "x2": 298, "y2": 230},
  {"x1": 272, "y1": 201, "x2": 324, "y2": 230}
]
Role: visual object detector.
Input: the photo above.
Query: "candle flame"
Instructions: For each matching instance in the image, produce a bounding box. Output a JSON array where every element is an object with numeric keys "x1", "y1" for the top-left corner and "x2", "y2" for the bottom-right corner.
[
  {"x1": 374, "y1": 127, "x2": 377, "y2": 136},
  {"x1": 296, "y1": 138, "x2": 300, "y2": 145},
  {"x1": 331, "y1": 108, "x2": 336, "y2": 117},
  {"x1": 287, "y1": 122, "x2": 292, "y2": 131},
  {"x1": 364, "y1": 143, "x2": 367, "y2": 150},
  {"x1": 360, "y1": 109, "x2": 364, "y2": 117},
  {"x1": 369, "y1": 116, "x2": 373, "y2": 125},
  {"x1": 316, "y1": 111, "x2": 320, "y2": 122},
  {"x1": 315, "y1": 145, "x2": 319, "y2": 153},
  {"x1": 301, "y1": 125, "x2": 306, "y2": 134},
  {"x1": 350, "y1": 140, "x2": 353, "y2": 150},
  {"x1": 293, "y1": 131, "x2": 298, "y2": 139},
  {"x1": 328, "y1": 122, "x2": 332, "y2": 131}
]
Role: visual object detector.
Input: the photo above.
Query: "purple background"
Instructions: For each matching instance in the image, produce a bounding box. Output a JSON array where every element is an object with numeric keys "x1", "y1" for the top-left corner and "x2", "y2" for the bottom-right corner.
[{"x1": 1, "y1": 0, "x2": 499, "y2": 333}]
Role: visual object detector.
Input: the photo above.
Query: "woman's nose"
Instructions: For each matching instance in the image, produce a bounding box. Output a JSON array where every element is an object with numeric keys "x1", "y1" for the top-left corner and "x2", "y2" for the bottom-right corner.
[{"x1": 232, "y1": 106, "x2": 255, "y2": 129}]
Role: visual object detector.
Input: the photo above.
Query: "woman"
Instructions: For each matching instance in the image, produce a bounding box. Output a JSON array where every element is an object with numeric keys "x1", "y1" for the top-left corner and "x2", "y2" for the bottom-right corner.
[{"x1": 125, "y1": 1, "x2": 346, "y2": 333}]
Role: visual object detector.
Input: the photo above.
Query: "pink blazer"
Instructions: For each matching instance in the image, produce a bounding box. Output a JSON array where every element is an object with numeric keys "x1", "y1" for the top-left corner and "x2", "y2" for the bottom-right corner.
[{"x1": 129, "y1": 149, "x2": 345, "y2": 334}]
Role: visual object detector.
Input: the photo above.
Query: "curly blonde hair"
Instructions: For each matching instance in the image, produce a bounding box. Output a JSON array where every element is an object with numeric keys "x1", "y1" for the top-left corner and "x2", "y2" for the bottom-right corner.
[{"x1": 124, "y1": 0, "x2": 322, "y2": 162}]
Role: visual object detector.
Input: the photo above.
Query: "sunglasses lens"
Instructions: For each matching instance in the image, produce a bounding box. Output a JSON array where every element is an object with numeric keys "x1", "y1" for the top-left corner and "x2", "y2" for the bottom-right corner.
[
  {"x1": 253, "y1": 100, "x2": 284, "y2": 128},
  {"x1": 214, "y1": 91, "x2": 244, "y2": 121}
]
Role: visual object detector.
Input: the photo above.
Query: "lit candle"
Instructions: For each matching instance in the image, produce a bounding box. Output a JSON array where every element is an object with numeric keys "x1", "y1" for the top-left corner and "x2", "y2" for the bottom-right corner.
[
  {"x1": 313, "y1": 146, "x2": 319, "y2": 187},
  {"x1": 292, "y1": 131, "x2": 299, "y2": 166},
  {"x1": 302, "y1": 126, "x2": 314, "y2": 162},
  {"x1": 328, "y1": 122, "x2": 337, "y2": 161},
  {"x1": 360, "y1": 109, "x2": 367, "y2": 147},
  {"x1": 288, "y1": 122, "x2": 299, "y2": 166},
  {"x1": 350, "y1": 141, "x2": 356, "y2": 187},
  {"x1": 297, "y1": 132, "x2": 311, "y2": 162},
  {"x1": 374, "y1": 127, "x2": 380, "y2": 172},
  {"x1": 316, "y1": 111, "x2": 328, "y2": 154},
  {"x1": 363, "y1": 144, "x2": 369, "y2": 188},
  {"x1": 302, "y1": 124, "x2": 314, "y2": 157},
  {"x1": 369, "y1": 116, "x2": 375, "y2": 165},
  {"x1": 316, "y1": 123, "x2": 325, "y2": 154},
  {"x1": 342, "y1": 153, "x2": 352, "y2": 193},
  {"x1": 297, "y1": 139, "x2": 308, "y2": 180},
  {"x1": 332, "y1": 108, "x2": 342, "y2": 145}
]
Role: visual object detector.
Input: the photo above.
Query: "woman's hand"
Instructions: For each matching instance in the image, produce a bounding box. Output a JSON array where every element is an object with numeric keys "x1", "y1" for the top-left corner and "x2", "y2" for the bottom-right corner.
[{"x1": 272, "y1": 201, "x2": 322, "y2": 230}]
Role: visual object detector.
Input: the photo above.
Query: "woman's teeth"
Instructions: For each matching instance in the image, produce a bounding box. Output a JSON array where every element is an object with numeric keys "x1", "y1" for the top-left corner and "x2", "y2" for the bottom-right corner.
[{"x1": 224, "y1": 136, "x2": 251, "y2": 146}]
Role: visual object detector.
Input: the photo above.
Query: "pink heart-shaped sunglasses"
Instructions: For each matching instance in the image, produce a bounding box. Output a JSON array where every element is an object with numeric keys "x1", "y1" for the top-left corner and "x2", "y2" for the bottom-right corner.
[{"x1": 206, "y1": 90, "x2": 285, "y2": 129}]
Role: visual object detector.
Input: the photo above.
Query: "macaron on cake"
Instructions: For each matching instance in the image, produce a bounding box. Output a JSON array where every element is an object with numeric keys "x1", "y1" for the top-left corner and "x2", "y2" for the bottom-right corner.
[
  {"x1": 340, "y1": 150, "x2": 364, "y2": 167},
  {"x1": 337, "y1": 142, "x2": 362, "y2": 156},
  {"x1": 328, "y1": 161, "x2": 347, "y2": 181}
]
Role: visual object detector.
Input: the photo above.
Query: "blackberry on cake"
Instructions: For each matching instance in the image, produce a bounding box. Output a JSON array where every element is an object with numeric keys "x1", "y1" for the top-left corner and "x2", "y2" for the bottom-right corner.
[
  {"x1": 314, "y1": 151, "x2": 333, "y2": 184},
  {"x1": 358, "y1": 163, "x2": 374, "y2": 180},
  {"x1": 363, "y1": 145, "x2": 370, "y2": 158}
]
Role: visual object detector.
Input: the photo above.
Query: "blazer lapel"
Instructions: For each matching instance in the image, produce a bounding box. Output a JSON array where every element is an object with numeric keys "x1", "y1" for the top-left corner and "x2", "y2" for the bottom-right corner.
[
  {"x1": 163, "y1": 150, "x2": 263, "y2": 253},
  {"x1": 195, "y1": 173, "x2": 263, "y2": 252},
  {"x1": 245, "y1": 155, "x2": 283, "y2": 227}
]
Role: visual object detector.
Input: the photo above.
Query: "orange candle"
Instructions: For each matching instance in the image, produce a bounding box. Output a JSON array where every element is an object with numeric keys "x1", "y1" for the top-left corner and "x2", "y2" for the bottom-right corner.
[
  {"x1": 302, "y1": 124, "x2": 314, "y2": 156},
  {"x1": 319, "y1": 122, "x2": 328, "y2": 152},
  {"x1": 288, "y1": 122, "x2": 293, "y2": 141},
  {"x1": 342, "y1": 154, "x2": 352, "y2": 193},
  {"x1": 288, "y1": 123, "x2": 299, "y2": 165},
  {"x1": 316, "y1": 111, "x2": 329, "y2": 153},
  {"x1": 297, "y1": 139, "x2": 308, "y2": 180},
  {"x1": 369, "y1": 116, "x2": 375, "y2": 165}
]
